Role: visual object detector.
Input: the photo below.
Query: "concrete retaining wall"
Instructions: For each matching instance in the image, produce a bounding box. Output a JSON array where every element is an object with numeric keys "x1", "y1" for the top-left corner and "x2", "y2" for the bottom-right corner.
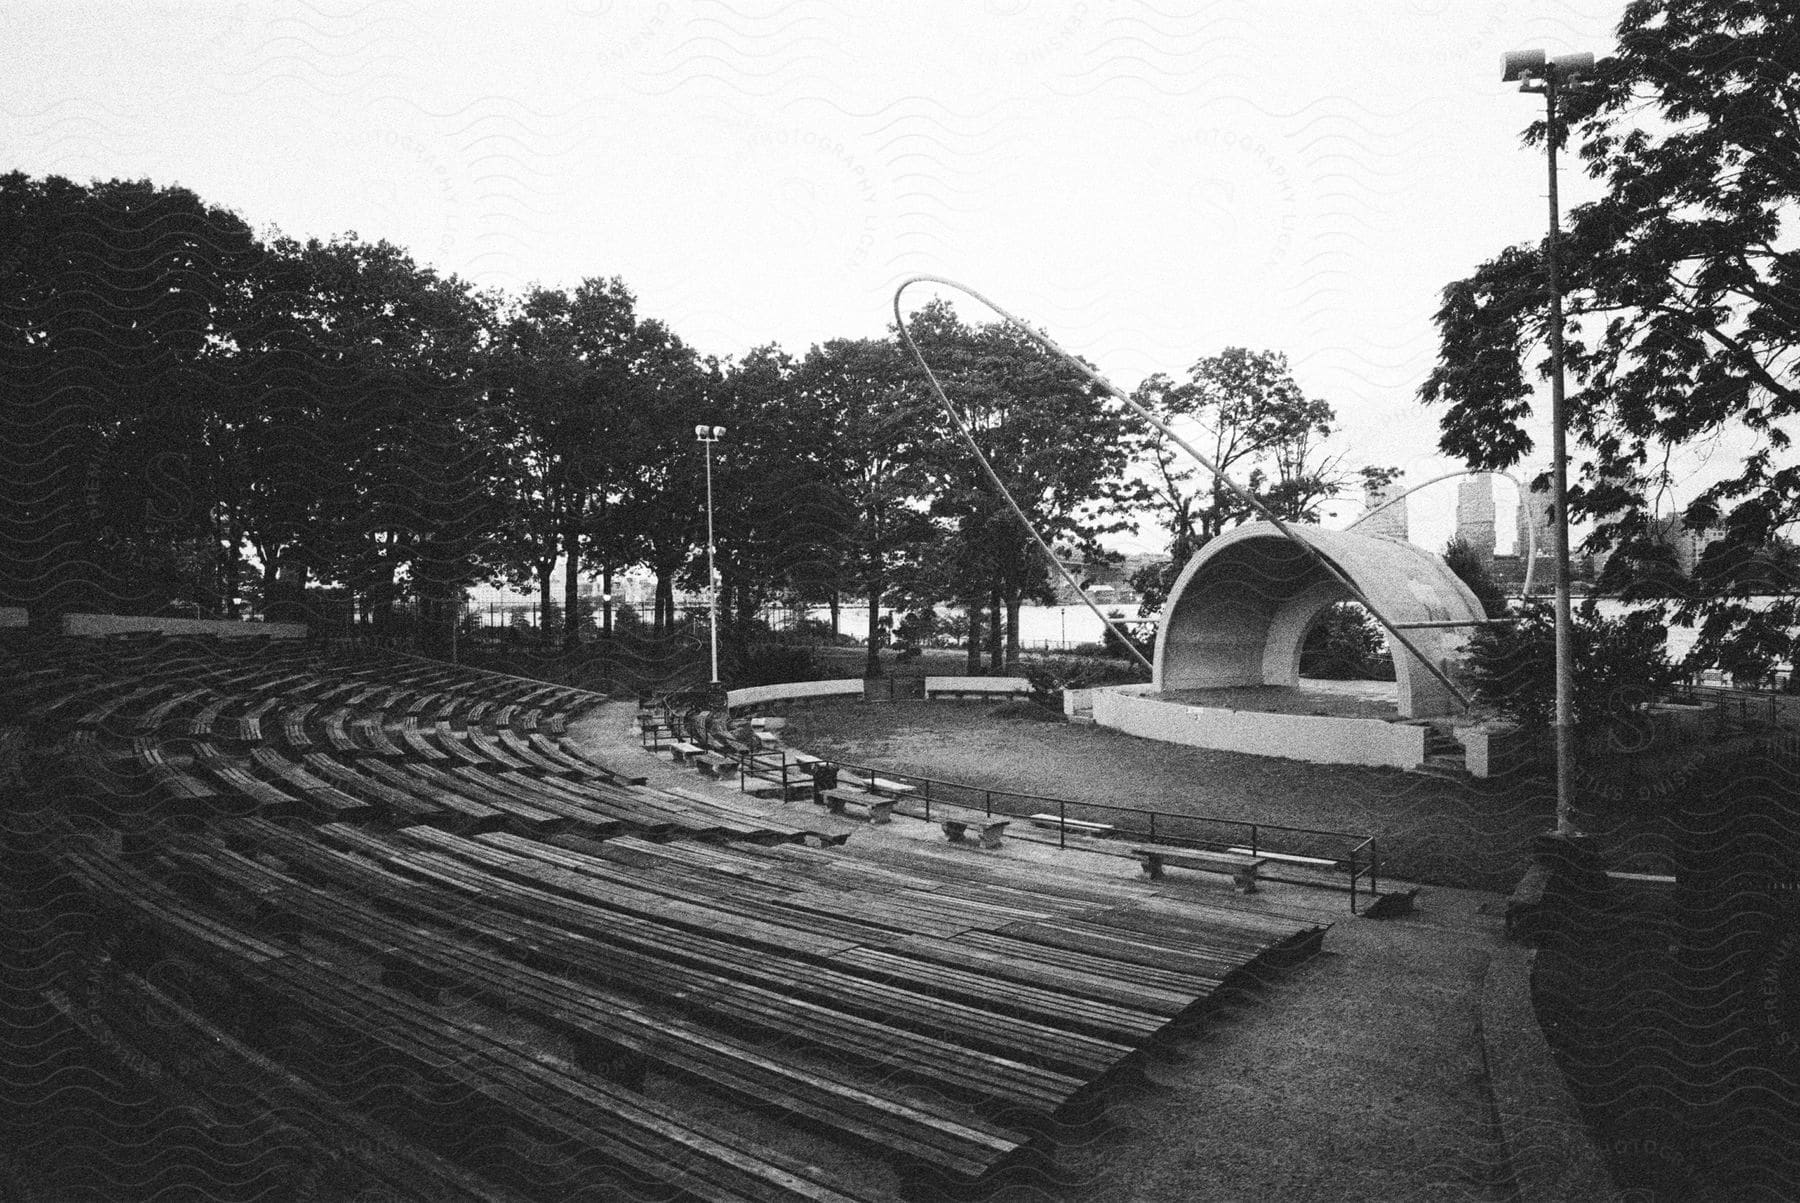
[
  {"x1": 61, "y1": 613, "x2": 308, "y2": 640},
  {"x1": 726, "y1": 680, "x2": 865, "y2": 710},
  {"x1": 0, "y1": 607, "x2": 25, "y2": 628},
  {"x1": 1063, "y1": 687, "x2": 1095, "y2": 718},
  {"x1": 1480, "y1": 945, "x2": 1621, "y2": 1201},
  {"x1": 924, "y1": 676, "x2": 1029, "y2": 698},
  {"x1": 1092, "y1": 683, "x2": 1427, "y2": 769},
  {"x1": 1463, "y1": 723, "x2": 1528, "y2": 778},
  {"x1": 729, "y1": 676, "x2": 1031, "y2": 712}
]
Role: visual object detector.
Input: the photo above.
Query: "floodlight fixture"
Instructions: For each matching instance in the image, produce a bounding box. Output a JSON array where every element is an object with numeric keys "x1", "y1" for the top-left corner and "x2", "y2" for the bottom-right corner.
[
  {"x1": 1505, "y1": 48, "x2": 1595, "y2": 92},
  {"x1": 1500, "y1": 48, "x2": 1545, "y2": 82}
]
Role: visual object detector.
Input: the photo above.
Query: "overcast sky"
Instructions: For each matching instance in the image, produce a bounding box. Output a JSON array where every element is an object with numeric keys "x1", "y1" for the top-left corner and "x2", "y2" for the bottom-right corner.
[{"x1": 5, "y1": 0, "x2": 1630, "y2": 553}]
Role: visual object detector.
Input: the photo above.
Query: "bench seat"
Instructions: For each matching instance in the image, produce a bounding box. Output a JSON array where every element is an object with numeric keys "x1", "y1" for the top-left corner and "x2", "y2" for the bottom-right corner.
[
  {"x1": 1225, "y1": 846, "x2": 1344, "y2": 870},
  {"x1": 941, "y1": 817, "x2": 1009, "y2": 849},
  {"x1": 1130, "y1": 846, "x2": 1267, "y2": 893},
  {"x1": 1028, "y1": 812, "x2": 1115, "y2": 837},
  {"x1": 692, "y1": 751, "x2": 738, "y2": 778},
  {"x1": 842, "y1": 772, "x2": 917, "y2": 798},
  {"x1": 821, "y1": 790, "x2": 895, "y2": 824}
]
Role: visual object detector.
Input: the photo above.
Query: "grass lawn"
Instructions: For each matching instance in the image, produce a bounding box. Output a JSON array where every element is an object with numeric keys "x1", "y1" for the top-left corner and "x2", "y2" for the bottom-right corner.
[{"x1": 776, "y1": 699, "x2": 1563, "y2": 892}]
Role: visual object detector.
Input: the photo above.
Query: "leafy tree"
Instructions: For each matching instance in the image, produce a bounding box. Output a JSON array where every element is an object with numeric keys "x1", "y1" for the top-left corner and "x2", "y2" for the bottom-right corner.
[
  {"x1": 700, "y1": 344, "x2": 833, "y2": 665},
  {"x1": 489, "y1": 278, "x2": 689, "y2": 650},
  {"x1": 1124, "y1": 348, "x2": 1357, "y2": 616},
  {"x1": 225, "y1": 233, "x2": 497, "y2": 646},
  {"x1": 1, "y1": 172, "x2": 258, "y2": 620},
  {"x1": 1443, "y1": 536, "x2": 1508, "y2": 618},
  {"x1": 615, "y1": 354, "x2": 714, "y2": 637},
  {"x1": 789, "y1": 337, "x2": 936, "y2": 676},
  {"x1": 905, "y1": 300, "x2": 1134, "y2": 669},
  {"x1": 1126, "y1": 348, "x2": 1338, "y2": 548},
  {"x1": 1420, "y1": 0, "x2": 1800, "y2": 676}
]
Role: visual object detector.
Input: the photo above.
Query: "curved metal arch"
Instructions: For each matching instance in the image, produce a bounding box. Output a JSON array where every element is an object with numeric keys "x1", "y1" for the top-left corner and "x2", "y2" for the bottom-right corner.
[{"x1": 891, "y1": 275, "x2": 1471, "y2": 708}]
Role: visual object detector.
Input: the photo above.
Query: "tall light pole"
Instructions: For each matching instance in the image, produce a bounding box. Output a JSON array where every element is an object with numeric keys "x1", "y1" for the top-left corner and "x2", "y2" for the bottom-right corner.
[
  {"x1": 1503, "y1": 48, "x2": 1594, "y2": 838},
  {"x1": 695, "y1": 424, "x2": 726, "y2": 686}
]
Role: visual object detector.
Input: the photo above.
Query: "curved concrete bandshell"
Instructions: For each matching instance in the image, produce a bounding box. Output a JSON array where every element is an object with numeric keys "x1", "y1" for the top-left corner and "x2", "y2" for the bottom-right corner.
[{"x1": 1152, "y1": 523, "x2": 1486, "y2": 718}]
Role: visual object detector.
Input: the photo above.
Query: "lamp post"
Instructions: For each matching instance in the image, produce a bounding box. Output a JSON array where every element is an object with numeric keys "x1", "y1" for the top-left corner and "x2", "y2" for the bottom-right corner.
[
  {"x1": 1503, "y1": 48, "x2": 1594, "y2": 838},
  {"x1": 695, "y1": 424, "x2": 726, "y2": 685}
]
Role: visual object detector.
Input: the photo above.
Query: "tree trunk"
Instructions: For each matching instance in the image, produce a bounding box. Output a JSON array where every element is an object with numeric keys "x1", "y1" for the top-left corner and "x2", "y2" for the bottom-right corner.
[
  {"x1": 653, "y1": 569, "x2": 674, "y2": 635},
  {"x1": 415, "y1": 559, "x2": 452, "y2": 658},
  {"x1": 965, "y1": 601, "x2": 982, "y2": 674},
  {"x1": 537, "y1": 558, "x2": 555, "y2": 637},
  {"x1": 562, "y1": 523, "x2": 581, "y2": 650},
  {"x1": 865, "y1": 578, "x2": 882, "y2": 677},
  {"x1": 367, "y1": 555, "x2": 397, "y2": 637},
  {"x1": 829, "y1": 589, "x2": 840, "y2": 638},
  {"x1": 268, "y1": 557, "x2": 309, "y2": 626},
  {"x1": 601, "y1": 563, "x2": 614, "y2": 635},
  {"x1": 735, "y1": 578, "x2": 757, "y2": 630},
  {"x1": 986, "y1": 587, "x2": 1003, "y2": 673},
  {"x1": 1005, "y1": 592, "x2": 1023, "y2": 671},
  {"x1": 222, "y1": 514, "x2": 241, "y2": 619}
]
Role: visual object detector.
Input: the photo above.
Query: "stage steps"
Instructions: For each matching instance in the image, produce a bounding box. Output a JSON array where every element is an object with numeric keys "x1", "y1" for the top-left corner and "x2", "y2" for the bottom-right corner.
[{"x1": 1405, "y1": 721, "x2": 1469, "y2": 779}]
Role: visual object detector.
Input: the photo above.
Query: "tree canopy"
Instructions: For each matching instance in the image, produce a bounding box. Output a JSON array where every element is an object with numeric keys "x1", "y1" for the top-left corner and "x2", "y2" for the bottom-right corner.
[
  {"x1": 1123, "y1": 347, "x2": 1378, "y2": 616},
  {"x1": 2, "y1": 168, "x2": 1377, "y2": 681},
  {"x1": 1420, "y1": 0, "x2": 1800, "y2": 676}
]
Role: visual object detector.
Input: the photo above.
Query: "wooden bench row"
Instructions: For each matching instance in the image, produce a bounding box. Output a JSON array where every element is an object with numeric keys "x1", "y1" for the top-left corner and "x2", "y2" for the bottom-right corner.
[
  {"x1": 57, "y1": 840, "x2": 871, "y2": 1202},
  {"x1": 299, "y1": 823, "x2": 1144, "y2": 1091},
  {"x1": 159, "y1": 828, "x2": 1033, "y2": 1184},
  {"x1": 44, "y1": 973, "x2": 515, "y2": 1202}
]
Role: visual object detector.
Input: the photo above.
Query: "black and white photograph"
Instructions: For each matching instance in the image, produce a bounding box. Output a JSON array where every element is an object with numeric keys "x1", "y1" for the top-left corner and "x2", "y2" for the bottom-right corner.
[{"x1": 2, "y1": 2, "x2": 1796, "y2": 1199}]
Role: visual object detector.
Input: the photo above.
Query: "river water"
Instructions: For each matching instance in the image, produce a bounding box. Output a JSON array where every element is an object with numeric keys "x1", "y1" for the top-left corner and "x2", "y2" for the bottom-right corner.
[{"x1": 811, "y1": 599, "x2": 1790, "y2": 669}]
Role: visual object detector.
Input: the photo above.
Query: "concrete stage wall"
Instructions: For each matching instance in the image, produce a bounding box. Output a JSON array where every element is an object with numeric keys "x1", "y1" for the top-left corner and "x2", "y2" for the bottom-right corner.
[{"x1": 1092, "y1": 683, "x2": 1428, "y2": 769}]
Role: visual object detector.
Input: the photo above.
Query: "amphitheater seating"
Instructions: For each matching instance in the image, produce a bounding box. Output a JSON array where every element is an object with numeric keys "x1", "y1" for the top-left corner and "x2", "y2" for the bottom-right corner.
[
  {"x1": 56, "y1": 838, "x2": 872, "y2": 1202},
  {"x1": 2, "y1": 634, "x2": 1331, "y2": 1199},
  {"x1": 43, "y1": 973, "x2": 519, "y2": 1202}
]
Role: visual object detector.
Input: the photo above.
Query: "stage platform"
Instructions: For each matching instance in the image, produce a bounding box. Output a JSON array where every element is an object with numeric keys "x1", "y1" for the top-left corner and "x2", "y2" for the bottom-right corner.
[{"x1": 1159, "y1": 679, "x2": 1400, "y2": 721}]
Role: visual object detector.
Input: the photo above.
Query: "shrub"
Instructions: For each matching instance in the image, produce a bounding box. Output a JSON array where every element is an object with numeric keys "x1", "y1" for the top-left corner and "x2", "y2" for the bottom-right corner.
[
  {"x1": 732, "y1": 642, "x2": 821, "y2": 687},
  {"x1": 1300, "y1": 603, "x2": 1394, "y2": 680},
  {"x1": 1100, "y1": 609, "x2": 1153, "y2": 663},
  {"x1": 1024, "y1": 664, "x2": 1066, "y2": 709},
  {"x1": 1022, "y1": 652, "x2": 1150, "y2": 706},
  {"x1": 1465, "y1": 600, "x2": 1680, "y2": 735}
]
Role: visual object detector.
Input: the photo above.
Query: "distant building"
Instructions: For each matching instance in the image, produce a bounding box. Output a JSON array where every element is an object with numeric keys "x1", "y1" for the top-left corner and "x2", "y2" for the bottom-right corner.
[
  {"x1": 1360, "y1": 476, "x2": 1408, "y2": 542},
  {"x1": 1455, "y1": 475, "x2": 1497, "y2": 564},
  {"x1": 1516, "y1": 476, "x2": 1555, "y2": 581},
  {"x1": 1649, "y1": 513, "x2": 1710, "y2": 576}
]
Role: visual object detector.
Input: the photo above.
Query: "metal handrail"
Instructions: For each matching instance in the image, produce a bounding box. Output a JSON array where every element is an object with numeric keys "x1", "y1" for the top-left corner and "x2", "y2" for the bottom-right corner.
[{"x1": 810, "y1": 752, "x2": 1379, "y2": 909}]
